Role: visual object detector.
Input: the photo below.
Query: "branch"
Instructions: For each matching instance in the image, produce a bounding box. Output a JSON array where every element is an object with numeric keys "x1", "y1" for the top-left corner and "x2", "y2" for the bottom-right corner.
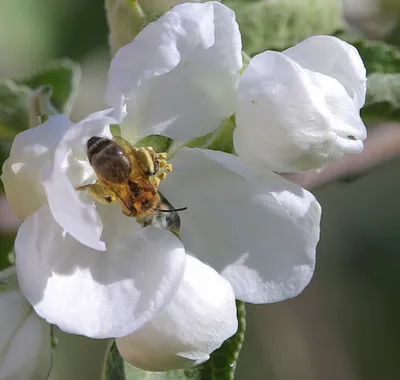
[{"x1": 282, "y1": 123, "x2": 400, "y2": 190}]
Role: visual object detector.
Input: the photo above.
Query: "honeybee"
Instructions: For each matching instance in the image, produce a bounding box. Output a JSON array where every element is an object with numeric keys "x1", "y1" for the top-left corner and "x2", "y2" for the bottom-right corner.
[{"x1": 76, "y1": 136, "x2": 185, "y2": 231}]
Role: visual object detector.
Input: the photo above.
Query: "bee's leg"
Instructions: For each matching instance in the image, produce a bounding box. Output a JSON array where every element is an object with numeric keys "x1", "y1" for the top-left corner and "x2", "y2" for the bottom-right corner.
[{"x1": 76, "y1": 182, "x2": 117, "y2": 204}]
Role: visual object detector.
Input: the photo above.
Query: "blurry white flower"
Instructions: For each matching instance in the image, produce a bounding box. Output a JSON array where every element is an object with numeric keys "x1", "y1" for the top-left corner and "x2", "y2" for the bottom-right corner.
[
  {"x1": 0, "y1": 267, "x2": 52, "y2": 380},
  {"x1": 342, "y1": 0, "x2": 397, "y2": 38},
  {"x1": 234, "y1": 35, "x2": 368, "y2": 173}
]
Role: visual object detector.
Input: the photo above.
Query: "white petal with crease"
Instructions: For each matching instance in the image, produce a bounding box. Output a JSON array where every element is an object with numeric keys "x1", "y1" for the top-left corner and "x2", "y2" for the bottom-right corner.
[
  {"x1": 42, "y1": 108, "x2": 122, "y2": 251},
  {"x1": 161, "y1": 148, "x2": 321, "y2": 303},
  {"x1": 1, "y1": 115, "x2": 71, "y2": 220},
  {"x1": 116, "y1": 255, "x2": 237, "y2": 371},
  {"x1": 15, "y1": 204, "x2": 186, "y2": 339},
  {"x1": 283, "y1": 35, "x2": 367, "y2": 108},
  {"x1": 106, "y1": 1, "x2": 242, "y2": 141}
]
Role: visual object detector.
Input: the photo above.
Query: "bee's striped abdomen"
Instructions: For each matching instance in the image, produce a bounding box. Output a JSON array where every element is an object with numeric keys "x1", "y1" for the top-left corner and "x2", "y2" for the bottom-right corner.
[{"x1": 87, "y1": 136, "x2": 132, "y2": 183}]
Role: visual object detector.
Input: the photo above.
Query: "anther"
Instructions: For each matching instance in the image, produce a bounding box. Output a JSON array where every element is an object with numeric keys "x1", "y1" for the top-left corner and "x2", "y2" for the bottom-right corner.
[
  {"x1": 158, "y1": 152, "x2": 168, "y2": 160},
  {"x1": 157, "y1": 172, "x2": 168, "y2": 181},
  {"x1": 164, "y1": 164, "x2": 173, "y2": 172},
  {"x1": 151, "y1": 177, "x2": 161, "y2": 187}
]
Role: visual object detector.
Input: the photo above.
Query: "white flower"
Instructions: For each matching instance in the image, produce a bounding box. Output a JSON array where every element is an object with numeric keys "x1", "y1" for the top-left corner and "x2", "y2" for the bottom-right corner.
[
  {"x1": 0, "y1": 268, "x2": 52, "y2": 380},
  {"x1": 106, "y1": 2, "x2": 367, "y2": 173},
  {"x1": 234, "y1": 35, "x2": 368, "y2": 173},
  {"x1": 3, "y1": 108, "x2": 187, "y2": 340},
  {"x1": 2, "y1": 109, "x2": 237, "y2": 366},
  {"x1": 1, "y1": 0, "x2": 322, "y2": 370}
]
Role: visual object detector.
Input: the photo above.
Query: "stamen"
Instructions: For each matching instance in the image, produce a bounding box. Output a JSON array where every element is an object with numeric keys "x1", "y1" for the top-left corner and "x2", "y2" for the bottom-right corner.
[
  {"x1": 151, "y1": 177, "x2": 161, "y2": 187},
  {"x1": 163, "y1": 164, "x2": 173, "y2": 172},
  {"x1": 157, "y1": 172, "x2": 168, "y2": 181},
  {"x1": 158, "y1": 152, "x2": 168, "y2": 160}
]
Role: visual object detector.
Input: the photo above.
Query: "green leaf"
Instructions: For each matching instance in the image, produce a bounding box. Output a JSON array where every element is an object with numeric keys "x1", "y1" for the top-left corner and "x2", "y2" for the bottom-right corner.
[
  {"x1": 350, "y1": 41, "x2": 400, "y2": 122},
  {"x1": 362, "y1": 73, "x2": 400, "y2": 122},
  {"x1": 19, "y1": 59, "x2": 81, "y2": 114},
  {"x1": 222, "y1": 0, "x2": 344, "y2": 55},
  {"x1": 135, "y1": 135, "x2": 173, "y2": 153},
  {"x1": 352, "y1": 40, "x2": 400, "y2": 74},
  {"x1": 104, "y1": 301, "x2": 246, "y2": 380},
  {"x1": 199, "y1": 301, "x2": 246, "y2": 380},
  {"x1": 0, "y1": 235, "x2": 15, "y2": 272},
  {"x1": 0, "y1": 80, "x2": 31, "y2": 139},
  {"x1": 105, "y1": 343, "x2": 126, "y2": 380},
  {"x1": 124, "y1": 364, "x2": 201, "y2": 380}
]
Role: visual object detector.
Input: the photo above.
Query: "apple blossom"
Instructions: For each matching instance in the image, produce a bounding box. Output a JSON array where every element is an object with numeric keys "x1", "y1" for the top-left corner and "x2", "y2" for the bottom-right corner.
[
  {"x1": 1, "y1": 0, "x2": 323, "y2": 371},
  {"x1": 1, "y1": 108, "x2": 240, "y2": 368},
  {"x1": 4, "y1": 108, "x2": 188, "y2": 340},
  {"x1": 0, "y1": 267, "x2": 52, "y2": 380}
]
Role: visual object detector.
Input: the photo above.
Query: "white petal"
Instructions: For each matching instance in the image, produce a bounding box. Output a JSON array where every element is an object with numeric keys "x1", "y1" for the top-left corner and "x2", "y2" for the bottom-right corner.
[
  {"x1": 105, "y1": 1, "x2": 242, "y2": 141},
  {"x1": 15, "y1": 204, "x2": 186, "y2": 339},
  {"x1": 42, "y1": 108, "x2": 121, "y2": 251},
  {"x1": 1, "y1": 115, "x2": 71, "y2": 220},
  {"x1": 0, "y1": 269, "x2": 52, "y2": 380},
  {"x1": 116, "y1": 255, "x2": 237, "y2": 371},
  {"x1": 283, "y1": 35, "x2": 367, "y2": 108},
  {"x1": 235, "y1": 51, "x2": 367, "y2": 173},
  {"x1": 161, "y1": 148, "x2": 321, "y2": 303}
]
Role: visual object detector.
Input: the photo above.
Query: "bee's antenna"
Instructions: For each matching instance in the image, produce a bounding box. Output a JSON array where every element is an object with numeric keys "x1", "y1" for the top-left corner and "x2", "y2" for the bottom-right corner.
[{"x1": 159, "y1": 207, "x2": 188, "y2": 213}]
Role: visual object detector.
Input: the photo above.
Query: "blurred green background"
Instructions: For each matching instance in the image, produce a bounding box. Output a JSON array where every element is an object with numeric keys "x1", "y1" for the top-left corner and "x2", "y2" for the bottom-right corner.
[{"x1": 0, "y1": 0, "x2": 400, "y2": 379}]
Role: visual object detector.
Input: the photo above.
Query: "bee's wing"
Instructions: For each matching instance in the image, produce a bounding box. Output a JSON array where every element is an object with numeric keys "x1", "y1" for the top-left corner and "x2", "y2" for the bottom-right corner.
[
  {"x1": 100, "y1": 180, "x2": 134, "y2": 215},
  {"x1": 112, "y1": 136, "x2": 155, "y2": 191}
]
